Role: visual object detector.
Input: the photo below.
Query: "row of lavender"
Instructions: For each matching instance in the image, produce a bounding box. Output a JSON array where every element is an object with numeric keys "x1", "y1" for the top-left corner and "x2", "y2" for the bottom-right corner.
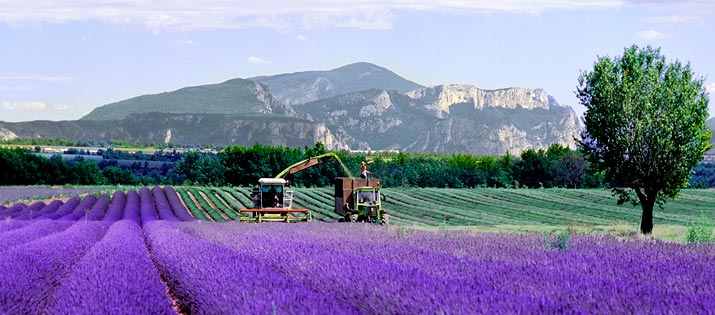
[
  {"x1": 4, "y1": 219, "x2": 714, "y2": 313},
  {"x1": 2, "y1": 190, "x2": 715, "y2": 314},
  {"x1": 0, "y1": 186, "x2": 195, "y2": 224},
  {"x1": 0, "y1": 187, "x2": 186, "y2": 314},
  {"x1": 162, "y1": 222, "x2": 715, "y2": 314}
]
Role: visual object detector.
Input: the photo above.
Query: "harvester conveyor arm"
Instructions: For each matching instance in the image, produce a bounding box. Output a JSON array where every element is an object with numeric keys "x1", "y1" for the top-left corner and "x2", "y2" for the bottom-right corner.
[{"x1": 274, "y1": 152, "x2": 353, "y2": 179}]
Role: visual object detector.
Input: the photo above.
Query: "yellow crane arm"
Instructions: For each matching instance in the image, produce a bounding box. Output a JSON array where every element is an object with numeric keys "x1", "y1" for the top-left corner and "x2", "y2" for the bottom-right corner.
[{"x1": 274, "y1": 152, "x2": 354, "y2": 179}]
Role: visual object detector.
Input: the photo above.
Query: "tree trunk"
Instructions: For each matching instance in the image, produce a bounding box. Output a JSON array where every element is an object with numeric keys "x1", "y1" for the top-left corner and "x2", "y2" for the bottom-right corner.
[{"x1": 640, "y1": 197, "x2": 655, "y2": 235}]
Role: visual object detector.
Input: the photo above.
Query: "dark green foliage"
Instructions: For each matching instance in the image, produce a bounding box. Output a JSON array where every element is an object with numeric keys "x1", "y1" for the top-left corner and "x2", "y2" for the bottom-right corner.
[
  {"x1": 0, "y1": 141, "x2": 617, "y2": 189},
  {"x1": 174, "y1": 151, "x2": 225, "y2": 186},
  {"x1": 577, "y1": 45, "x2": 711, "y2": 234},
  {"x1": 686, "y1": 214, "x2": 713, "y2": 244},
  {"x1": 102, "y1": 166, "x2": 140, "y2": 185},
  {"x1": 68, "y1": 161, "x2": 105, "y2": 185},
  {"x1": 542, "y1": 231, "x2": 570, "y2": 251}
]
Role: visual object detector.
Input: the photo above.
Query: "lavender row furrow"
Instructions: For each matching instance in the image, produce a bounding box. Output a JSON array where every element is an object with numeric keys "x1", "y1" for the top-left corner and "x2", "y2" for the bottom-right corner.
[
  {"x1": 85, "y1": 194, "x2": 110, "y2": 220},
  {"x1": 0, "y1": 219, "x2": 76, "y2": 253},
  {"x1": 163, "y1": 186, "x2": 195, "y2": 221},
  {"x1": 144, "y1": 221, "x2": 354, "y2": 315},
  {"x1": 0, "y1": 219, "x2": 34, "y2": 235},
  {"x1": 183, "y1": 222, "x2": 715, "y2": 314},
  {"x1": 49, "y1": 220, "x2": 176, "y2": 315},
  {"x1": 102, "y1": 191, "x2": 126, "y2": 222},
  {"x1": 10, "y1": 201, "x2": 45, "y2": 219},
  {"x1": 41, "y1": 196, "x2": 81, "y2": 220},
  {"x1": 181, "y1": 222, "x2": 470, "y2": 314},
  {"x1": 139, "y1": 187, "x2": 158, "y2": 224},
  {"x1": 12, "y1": 200, "x2": 52, "y2": 220},
  {"x1": 0, "y1": 203, "x2": 26, "y2": 218},
  {"x1": 152, "y1": 187, "x2": 180, "y2": 221},
  {"x1": 25, "y1": 200, "x2": 64, "y2": 220},
  {"x1": 122, "y1": 190, "x2": 141, "y2": 223},
  {"x1": 60, "y1": 195, "x2": 97, "y2": 221},
  {"x1": 0, "y1": 221, "x2": 109, "y2": 314}
]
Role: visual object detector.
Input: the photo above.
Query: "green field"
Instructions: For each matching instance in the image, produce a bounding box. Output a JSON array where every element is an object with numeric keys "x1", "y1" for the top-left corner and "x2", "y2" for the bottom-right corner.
[
  {"x1": 176, "y1": 187, "x2": 715, "y2": 242},
  {"x1": 3, "y1": 186, "x2": 713, "y2": 242}
]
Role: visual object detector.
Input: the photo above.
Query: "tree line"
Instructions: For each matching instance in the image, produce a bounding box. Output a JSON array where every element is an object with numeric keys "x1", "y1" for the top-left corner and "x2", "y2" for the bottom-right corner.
[
  {"x1": 4, "y1": 141, "x2": 715, "y2": 189},
  {"x1": 0, "y1": 142, "x2": 598, "y2": 188}
]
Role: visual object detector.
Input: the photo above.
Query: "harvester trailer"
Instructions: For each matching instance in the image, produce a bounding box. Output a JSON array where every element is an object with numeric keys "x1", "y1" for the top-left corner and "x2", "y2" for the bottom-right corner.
[{"x1": 241, "y1": 152, "x2": 388, "y2": 224}]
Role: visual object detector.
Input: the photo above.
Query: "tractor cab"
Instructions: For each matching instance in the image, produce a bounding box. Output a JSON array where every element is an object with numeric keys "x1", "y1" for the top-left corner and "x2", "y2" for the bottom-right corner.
[
  {"x1": 354, "y1": 187, "x2": 383, "y2": 222},
  {"x1": 251, "y1": 178, "x2": 291, "y2": 209},
  {"x1": 242, "y1": 178, "x2": 309, "y2": 222}
]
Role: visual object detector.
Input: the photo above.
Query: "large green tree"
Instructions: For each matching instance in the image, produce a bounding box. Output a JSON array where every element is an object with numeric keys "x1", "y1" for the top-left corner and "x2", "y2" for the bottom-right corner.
[{"x1": 577, "y1": 45, "x2": 711, "y2": 234}]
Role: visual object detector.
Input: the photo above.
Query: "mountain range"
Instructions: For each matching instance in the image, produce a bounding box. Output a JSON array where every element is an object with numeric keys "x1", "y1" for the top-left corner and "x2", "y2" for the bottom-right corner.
[{"x1": 0, "y1": 62, "x2": 582, "y2": 155}]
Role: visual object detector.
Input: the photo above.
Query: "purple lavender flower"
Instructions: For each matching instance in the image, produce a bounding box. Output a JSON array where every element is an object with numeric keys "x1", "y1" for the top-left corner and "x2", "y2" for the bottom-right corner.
[
  {"x1": 0, "y1": 221, "x2": 109, "y2": 314},
  {"x1": 163, "y1": 186, "x2": 195, "y2": 221},
  {"x1": 49, "y1": 220, "x2": 177, "y2": 315},
  {"x1": 60, "y1": 195, "x2": 97, "y2": 221},
  {"x1": 122, "y1": 190, "x2": 141, "y2": 223},
  {"x1": 144, "y1": 221, "x2": 357, "y2": 315},
  {"x1": 139, "y1": 187, "x2": 158, "y2": 224},
  {"x1": 152, "y1": 187, "x2": 179, "y2": 221},
  {"x1": 0, "y1": 219, "x2": 76, "y2": 252},
  {"x1": 102, "y1": 191, "x2": 126, "y2": 223},
  {"x1": 85, "y1": 194, "x2": 110, "y2": 220},
  {"x1": 41, "y1": 196, "x2": 81, "y2": 220},
  {"x1": 11, "y1": 201, "x2": 47, "y2": 220}
]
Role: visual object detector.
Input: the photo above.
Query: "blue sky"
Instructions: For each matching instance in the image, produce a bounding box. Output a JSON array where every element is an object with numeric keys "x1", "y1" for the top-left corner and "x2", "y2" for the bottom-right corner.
[{"x1": 1, "y1": 0, "x2": 714, "y2": 122}]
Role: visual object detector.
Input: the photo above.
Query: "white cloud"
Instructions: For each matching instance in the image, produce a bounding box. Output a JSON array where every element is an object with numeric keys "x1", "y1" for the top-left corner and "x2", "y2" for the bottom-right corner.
[
  {"x1": 302, "y1": 10, "x2": 395, "y2": 30},
  {"x1": 297, "y1": 34, "x2": 315, "y2": 43},
  {"x1": 1, "y1": 101, "x2": 70, "y2": 111},
  {"x1": 2, "y1": 101, "x2": 48, "y2": 111},
  {"x1": 53, "y1": 104, "x2": 70, "y2": 111},
  {"x1": 247, "y1": 56, "x2": 271, "y2": 65},
  {"x1": 0, "y1": 1, "x2": 626, "y2": 31},
  {"x1": 636, "y1": 29, "x2": 670, "y2": 40},
  {"x1": 0, "y1": 75, "x2": 75, "y2": 83}
]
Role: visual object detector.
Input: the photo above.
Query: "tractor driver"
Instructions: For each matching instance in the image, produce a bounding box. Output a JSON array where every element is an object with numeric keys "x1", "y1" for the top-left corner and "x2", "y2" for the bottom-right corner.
[{"x1": 267, "y1": 186, "x2": 280, "y2": 207}]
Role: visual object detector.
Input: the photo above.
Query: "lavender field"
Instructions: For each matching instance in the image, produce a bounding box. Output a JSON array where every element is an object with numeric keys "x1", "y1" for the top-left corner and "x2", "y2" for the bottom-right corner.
[{"x1": 0, "y1": 186, "x2": 714, "y2": 314}]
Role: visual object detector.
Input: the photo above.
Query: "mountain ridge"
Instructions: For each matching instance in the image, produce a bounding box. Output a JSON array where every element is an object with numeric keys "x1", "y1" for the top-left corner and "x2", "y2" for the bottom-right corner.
[
  {"x1": 4, "y1": 62, "x2": 581, "y2": 155},
  {"x1": 249, "y1": 62, "x2": 425, "y2": 106}
]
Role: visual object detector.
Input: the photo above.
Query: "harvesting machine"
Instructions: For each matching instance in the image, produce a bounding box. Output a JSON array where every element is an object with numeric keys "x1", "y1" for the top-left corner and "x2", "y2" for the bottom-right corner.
[
  {"x1": 335, "y1": 177, "x2": 388, "y2": 224},
  {"x1": 240, "y1": 152, "x2": 388, "y2": 224}
]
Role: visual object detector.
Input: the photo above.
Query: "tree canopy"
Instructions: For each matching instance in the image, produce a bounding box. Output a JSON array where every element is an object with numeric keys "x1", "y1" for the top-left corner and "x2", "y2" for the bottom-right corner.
[{"x1": 577, "y1": 45, "x2": 711, "y2": 234}]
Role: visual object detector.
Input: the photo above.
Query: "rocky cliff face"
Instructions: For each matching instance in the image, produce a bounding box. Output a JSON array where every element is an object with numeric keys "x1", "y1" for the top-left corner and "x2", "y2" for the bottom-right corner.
[
  {"x1": 0, "y1": 127, "x2": 18, "y2": 141},
  {"x1": 406, "y1": 85, "x2": 555, "y2": 118},
  {"x1": 0, "y1": 113, "x2": 334, "y2": 148},
  {"x1": 292, "y1": 86, "x2": 580, "y2": 155}
]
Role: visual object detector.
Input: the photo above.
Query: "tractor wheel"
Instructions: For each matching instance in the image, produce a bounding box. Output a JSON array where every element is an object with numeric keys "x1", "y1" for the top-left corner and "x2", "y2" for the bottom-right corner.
[
  {"x1": 349, "y1": 213, "x2": 358, "y2": 223},
  {"x1": 381, "y1": 213, "x2": 390, "y2": 225}
]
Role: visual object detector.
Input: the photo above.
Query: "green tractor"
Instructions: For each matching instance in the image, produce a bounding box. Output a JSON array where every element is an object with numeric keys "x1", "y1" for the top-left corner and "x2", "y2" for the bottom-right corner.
[{"x1": 334, "y1": 177, "x2": 388, "y2": 224}]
